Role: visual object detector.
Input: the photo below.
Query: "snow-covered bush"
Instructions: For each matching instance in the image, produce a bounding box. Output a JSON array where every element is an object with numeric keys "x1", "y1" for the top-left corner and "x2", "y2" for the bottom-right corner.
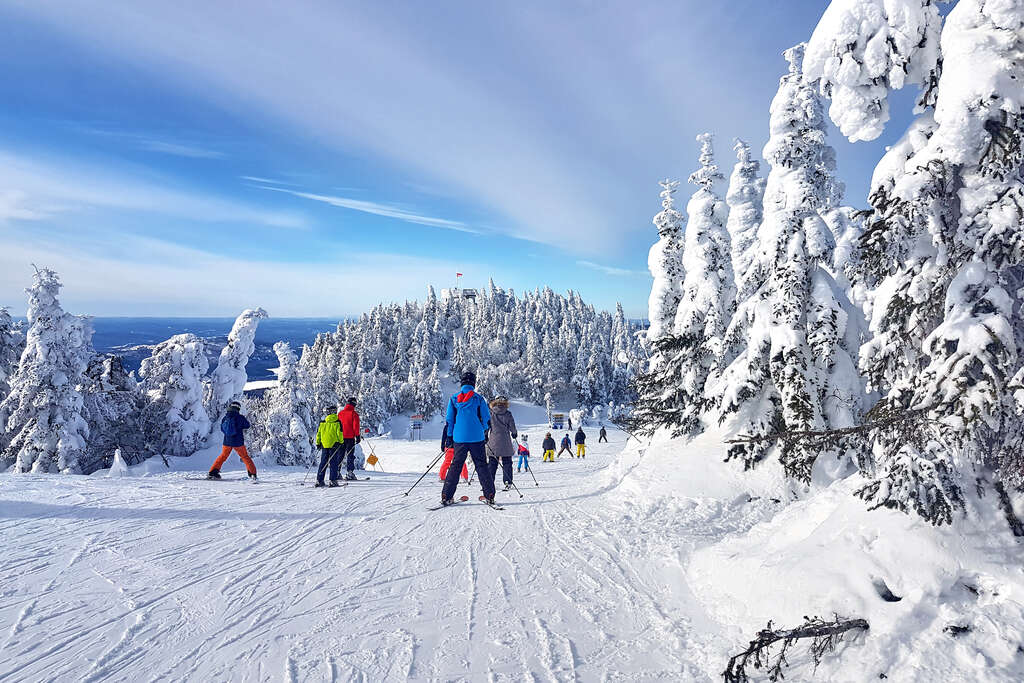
[
  {"x1": 251, "y1": 341, "x2": 316, "y2": 466},
  {"x1": 0, "y1": 268, "x2": 92, "y2": 474},
  {"x1": 138, "y1": 334, "x2": 210, "y2": 457},
  {"x1": 82, "y1": 354, "x2": 145, "y2": 472}
]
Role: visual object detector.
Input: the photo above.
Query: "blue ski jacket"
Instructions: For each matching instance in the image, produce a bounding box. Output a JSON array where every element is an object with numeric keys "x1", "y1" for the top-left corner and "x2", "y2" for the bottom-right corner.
[
  {"x1": 221, "y1": 412, "x2": 250, "y2": 447},
  {"x1": 445, "y1": 385, "x2": 491, "y2": 444}
]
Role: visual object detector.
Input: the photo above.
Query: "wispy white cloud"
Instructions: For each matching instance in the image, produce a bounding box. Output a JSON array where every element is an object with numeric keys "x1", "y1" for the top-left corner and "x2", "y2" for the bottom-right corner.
[
  {"x1": 8, "y1": 2, "x2": 776, "y2": 254},
  {"x1": 136, "y1": 138, "x2": 225, "y2": 159},
  {"x1": 0, "y1": 149, "x2": 306, "y2": 229},
  {"x1": 576, "y1": 260, "x2": 645, "y2": 277},
  {"x1": 240, "y1": 175, "x2": 296, "y2": 186},
  {"x1": 263, "y1": 186, "x2": 479, "y2": 234},
  {"x1": 0, "y1": 228, "x2": 505, "y2": 316}
]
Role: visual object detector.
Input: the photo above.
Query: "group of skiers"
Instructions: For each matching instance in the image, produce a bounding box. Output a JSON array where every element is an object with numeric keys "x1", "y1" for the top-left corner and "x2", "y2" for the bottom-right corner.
[{"x1": 204, "y1": 369, "x2": 610, "y2": 506}]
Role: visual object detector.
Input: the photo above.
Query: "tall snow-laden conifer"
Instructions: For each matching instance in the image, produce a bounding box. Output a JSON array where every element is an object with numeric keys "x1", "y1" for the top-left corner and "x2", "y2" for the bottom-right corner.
[
  {"x1": 726, "y1": 139, "x2": 766, "y2": 297},
  {"x1": 0, "y1": 269, "x2": 93, "y2": 474},
  {"x1": 646, "y1": 180, "x2": 685, "y2": 345},
  {"x1": 805, "y1": 0, "x2": 943, "y2": 142},
  {"x1": 0, "y1": 308, "x2": 25, "y2": 414},
  {"x1": 206, "y1": 308, "x2": 268, "y2": 432},
  {"x1": 716, "y1": 45, "x2": 863, "y2": 482},
  {"x1": 852, "y1": 0, "x2": 1024, "y2": 523},
  {"x1": 633, "y1": 134, "x2": 735, "y2": 436}
]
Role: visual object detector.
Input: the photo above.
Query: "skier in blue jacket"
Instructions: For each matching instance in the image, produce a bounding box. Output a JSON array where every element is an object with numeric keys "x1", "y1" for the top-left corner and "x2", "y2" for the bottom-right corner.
[{"x1": 440, "y1": 371, "x2": 494, "y2": 506}]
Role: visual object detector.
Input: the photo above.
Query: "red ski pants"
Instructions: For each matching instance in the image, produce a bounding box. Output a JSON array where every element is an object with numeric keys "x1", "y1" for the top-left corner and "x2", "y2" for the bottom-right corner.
[{"x1": 210, "y1": 445, "x2": 257, "y2": 475}]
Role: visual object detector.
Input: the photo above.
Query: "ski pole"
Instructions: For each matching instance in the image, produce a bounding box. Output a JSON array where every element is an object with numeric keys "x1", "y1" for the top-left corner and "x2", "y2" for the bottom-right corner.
[
  {"x1": 508, "y1": 478, "x2": 524, "y2": 499},
  {"x1": 404, "y1": 449, "x2": 446, "y2": 496}
]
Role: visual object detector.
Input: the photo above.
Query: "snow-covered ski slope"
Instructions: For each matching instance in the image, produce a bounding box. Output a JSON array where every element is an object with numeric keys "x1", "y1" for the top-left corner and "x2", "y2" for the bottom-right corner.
[{"x1": 2, "y1": 421, "x2": 1023, "y2": 681}]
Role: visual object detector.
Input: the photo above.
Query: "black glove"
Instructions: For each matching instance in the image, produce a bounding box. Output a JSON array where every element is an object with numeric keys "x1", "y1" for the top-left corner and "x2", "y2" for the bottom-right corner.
[{"x1": 511, "y1": 432, "x2": 518, "y2": 440}]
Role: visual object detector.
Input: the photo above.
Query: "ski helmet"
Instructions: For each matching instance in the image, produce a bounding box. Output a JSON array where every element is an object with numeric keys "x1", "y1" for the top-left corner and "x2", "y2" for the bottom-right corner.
[
  {"x1": 228, "y1": 401, "x2": 242, "y2": 412},
  {"x1": 460, "y1": 370, "x2": 477, "y2": 386}
]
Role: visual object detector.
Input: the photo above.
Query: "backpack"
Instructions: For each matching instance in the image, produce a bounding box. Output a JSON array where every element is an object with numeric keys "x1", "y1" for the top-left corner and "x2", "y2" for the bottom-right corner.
[{"x1": 221, "y1": 414, "x2": 238, "y2": 437}]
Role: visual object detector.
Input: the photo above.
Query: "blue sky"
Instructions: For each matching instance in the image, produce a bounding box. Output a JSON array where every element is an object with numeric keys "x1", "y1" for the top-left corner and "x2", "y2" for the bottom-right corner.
[{"x1": 0, "y1": 1, "x2": 921, "y2": 317}]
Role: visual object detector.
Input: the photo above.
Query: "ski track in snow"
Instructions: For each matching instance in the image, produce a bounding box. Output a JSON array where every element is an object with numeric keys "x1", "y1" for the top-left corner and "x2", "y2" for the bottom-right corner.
[{"x1": 0, "y1": 425, "x2": 757, "y2": 682}]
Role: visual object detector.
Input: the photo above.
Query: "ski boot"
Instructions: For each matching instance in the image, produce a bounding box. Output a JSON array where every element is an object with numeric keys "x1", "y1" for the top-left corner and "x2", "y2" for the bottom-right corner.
[
  {"x1": 314, "y1": 481, "x2": 326, "y2": 488},
  {"x1": 207, "y1": 469, "x2": 221, "y2": 480},
  {"x1": 344, "y1": 471, "x2": 357, "y2": 481},
  {"x1": 327, "y1": 480, "x2": 340, "y2": 488},
  {"x1": 441, "y1": 497, "x2": 455, "y2": 507},
  {"x1": 248, "y1": 472, "x2": 258, "y2": 480}
]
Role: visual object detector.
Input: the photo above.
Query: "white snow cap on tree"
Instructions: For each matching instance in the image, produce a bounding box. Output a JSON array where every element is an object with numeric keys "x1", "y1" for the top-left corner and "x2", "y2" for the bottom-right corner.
[
  {"x1": 206, "y1": 307, "x2": 268, "y2": 427},
  {"x1": 646, "y1": 179, "x2": 685, "y2": 343},
  {"x1": 0, "y1": 268, "x2": 92, "y2": 474},
  {"x1": 805, "y1": 0, "x2": 943, "y2": 141}
]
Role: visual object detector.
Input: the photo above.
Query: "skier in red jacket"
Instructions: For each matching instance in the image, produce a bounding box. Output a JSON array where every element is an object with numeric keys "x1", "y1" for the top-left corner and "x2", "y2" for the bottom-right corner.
[{"x1": 337, "y1": 397, "x2": 362, "y2": 481}]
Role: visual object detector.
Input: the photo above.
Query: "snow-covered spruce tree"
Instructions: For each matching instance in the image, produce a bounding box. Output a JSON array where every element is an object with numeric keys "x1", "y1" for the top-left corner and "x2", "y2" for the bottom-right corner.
[
  {"x1": 646, "y1": 179, "x2": 685, "y2": 344},
  {"x1": 82, "y1": 354, "x2": 146, "y2": 472},
  {"x1": 805, "y1": 0, "x2": 943, "y2": 142},
  {"x1": 716, "y1": 44, "x2": 863, "y2": 482},
  {"x1": 205, "y1": 308, "x2": 268, "y2": 432},
  {"x1": 631, "y1": 134, "x2": 735, "y2": 436},
  {"x1": 138, "y1": 334, "x2": 210, "y2": 457},
  {"x1": 255, "y1": 341, "x2": 316, "y2": 466},
  {"x1": 726, "y1": 139, "x2": 766, "y2": 296},
  {"x1": 851, "y1": 0, "x2": 1024, "y2": 523},
  {"x1": 0, "y1": 307, "x2": 25, "y2": 415},
  {"x1": 0, "y1": 268, "x2": 92, "y2": 474}
]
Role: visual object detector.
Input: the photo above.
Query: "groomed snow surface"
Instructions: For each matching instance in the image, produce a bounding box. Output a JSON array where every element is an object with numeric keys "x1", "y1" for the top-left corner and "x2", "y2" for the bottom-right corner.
[{"x1": 2, "y1": 418, "x2": 1023, "y2": 681}]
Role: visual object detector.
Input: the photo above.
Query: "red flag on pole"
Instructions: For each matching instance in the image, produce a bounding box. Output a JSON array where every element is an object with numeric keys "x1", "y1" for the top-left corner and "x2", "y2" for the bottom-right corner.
[{"x1": 456, "y1": 272, "x2": 463, "y2": 277}]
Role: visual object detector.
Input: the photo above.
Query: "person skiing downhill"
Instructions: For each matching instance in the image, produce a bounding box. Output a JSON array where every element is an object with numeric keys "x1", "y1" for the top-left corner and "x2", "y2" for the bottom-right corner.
[
  {"x1": 314, "y1": 406, "x2": 345, "y2": 487},
  {"x1": 208, "y1": 401, "x2": 257, "y2": 480},
  {"x1": 438, "y1": 421, "x2": 469, "y2": 482},
  {"x1": 486, "y1": 396, "x2": 518, "y2": 490},
  {"x1": 440, "y1": 371, "x2": 494, "y2": 506},
  {"x1": 542, "y1": 432, "x2": 556, "y2": 462},
  {"x1": 517, "y1": 435, "x2": 530, "y2": 472},
  {"x1": 599, "y1": 425, "x2": 608, "y2": 443},
  {"x1": 575, "y1": 426, "x2": 587, "y2": 458},
  {"x1": 558, "y1": 433, "x2": 574, "y2": 458},
  {"x1": 337, "y1": 397, "x2": 362, "y2": 481}
]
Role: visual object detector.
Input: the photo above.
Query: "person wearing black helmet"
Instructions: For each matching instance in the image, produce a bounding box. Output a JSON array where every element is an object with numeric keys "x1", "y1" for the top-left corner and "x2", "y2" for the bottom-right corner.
[{"x1": 440, "y1": 370, "x2": 494, "y2": 506}]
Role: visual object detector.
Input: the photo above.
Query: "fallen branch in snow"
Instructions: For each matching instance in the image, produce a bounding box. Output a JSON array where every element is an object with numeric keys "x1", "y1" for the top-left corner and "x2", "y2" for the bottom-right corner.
[{"x1": 723, "y1": 614, "x2": 869, "y2": 683}]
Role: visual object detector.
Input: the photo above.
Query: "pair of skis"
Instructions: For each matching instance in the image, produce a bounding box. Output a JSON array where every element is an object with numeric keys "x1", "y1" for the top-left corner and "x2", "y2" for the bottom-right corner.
[{"x1": 427, "y1": 495, "x2": 505, "y2": 511}]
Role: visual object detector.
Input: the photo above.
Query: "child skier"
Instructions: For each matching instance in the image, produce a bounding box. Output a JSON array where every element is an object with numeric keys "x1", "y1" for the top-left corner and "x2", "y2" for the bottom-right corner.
[
  {"x1": 208, "y1": 401, "x2": 257, "y2": 480},
  {"x1": 314, "y1": 406, "x2": 345, "y2": 487},
  {"x1": 542, "y1": 432, "x2": 556, "y2": 462},
  {"x1": 438, "y1": 421, "x2": 469, "y2": 482},
  {"x1": 558, "y1": 433, "x2": 574, "y2": 458},
  {"x1": 517, "y1": 434, "x2": 530, "y2": 472},
  {"x1": 486, "y1": 396, "x2": 518, "y2": 491},
  {"x1": 575, "y1": 426, "x2": 587, "y2": 458},
  {"x1": 440, "y1": 371, "x2": 494, "y2": 506}
]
